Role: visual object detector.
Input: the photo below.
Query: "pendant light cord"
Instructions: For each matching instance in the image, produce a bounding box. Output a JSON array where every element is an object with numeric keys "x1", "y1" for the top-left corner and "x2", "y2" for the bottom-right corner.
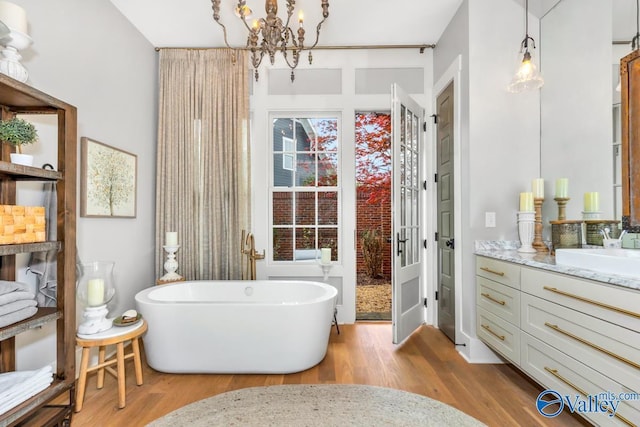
[{"x1": 634, "y1": 0, "x2": 640, "y2": 50}]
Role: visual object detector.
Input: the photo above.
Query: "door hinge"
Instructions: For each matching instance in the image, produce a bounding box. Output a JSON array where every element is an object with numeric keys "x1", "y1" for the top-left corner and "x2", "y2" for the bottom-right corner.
[
  {"x1": 423, "y1": 180, "x2": 427, "y2": 190},
  {"x1": 435, "y1": 232, "x2": 439, "y2": 241},
  {"x1": 424, "y1": 297, "x2": 428, "y2": 307},
  {"x1": 435, "y1": 291, "x2": 439, "y2": 301},
  {"x1": 423, "y1": 239, "x2": 427, "y2": 249},
  {"x1": 422, "y1": 122, "x2": 427, "y2": 132},
  {"x1": 430, "y1": 114, "x2": 438, "y2": 124},
  {"x1": 434, "y1": 173, "x2": 438, "y2": 183}
]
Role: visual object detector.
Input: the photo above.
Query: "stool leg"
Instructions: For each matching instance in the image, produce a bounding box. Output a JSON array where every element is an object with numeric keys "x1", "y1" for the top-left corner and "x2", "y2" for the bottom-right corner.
[
  {"x1": 132, "y1": 337, "x2": 144, "y2": 386},
  {"x1": 116, "y1": 342, "x2": 126, "y2": 408},
  {"x1": 75, "y1": 347, "x2": 91, "y2": 412},
  {"x1": 97, "y1": 345, "x2": 106, "y2": 389}
]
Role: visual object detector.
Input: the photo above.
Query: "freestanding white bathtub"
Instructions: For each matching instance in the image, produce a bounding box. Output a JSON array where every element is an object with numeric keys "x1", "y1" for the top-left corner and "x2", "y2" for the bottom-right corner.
[{"x1": 134, "y1": 280, "x2": 337, "y2": 374}]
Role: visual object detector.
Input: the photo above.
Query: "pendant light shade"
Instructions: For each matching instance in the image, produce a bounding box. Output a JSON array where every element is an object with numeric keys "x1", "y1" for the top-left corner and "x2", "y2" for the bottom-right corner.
[{"x1": 508, "y1": 0, "x2": 544, "y2": 93}]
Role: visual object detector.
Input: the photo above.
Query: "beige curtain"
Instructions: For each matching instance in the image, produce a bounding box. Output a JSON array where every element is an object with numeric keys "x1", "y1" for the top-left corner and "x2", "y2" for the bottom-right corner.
[{"x1": 156, "y1": 49, "x2": 251, "y2": 280}]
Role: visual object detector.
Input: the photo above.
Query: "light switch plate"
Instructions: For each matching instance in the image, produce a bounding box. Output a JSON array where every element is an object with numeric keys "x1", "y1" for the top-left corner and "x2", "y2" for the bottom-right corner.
[{"x1": 485, "y1": 212, "x2": 496, "y2": 228}]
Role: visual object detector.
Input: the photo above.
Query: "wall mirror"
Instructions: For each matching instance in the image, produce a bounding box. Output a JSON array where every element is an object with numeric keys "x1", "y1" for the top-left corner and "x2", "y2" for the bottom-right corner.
[{"x1": 539, "y1": 0, "x2": 636, "y2": 229}]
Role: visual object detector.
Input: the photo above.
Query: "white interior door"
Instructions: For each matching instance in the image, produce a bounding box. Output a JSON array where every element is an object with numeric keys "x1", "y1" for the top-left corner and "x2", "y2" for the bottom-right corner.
[{"x1": 391, "y1": 84, "x2": 424, "y2": 344}]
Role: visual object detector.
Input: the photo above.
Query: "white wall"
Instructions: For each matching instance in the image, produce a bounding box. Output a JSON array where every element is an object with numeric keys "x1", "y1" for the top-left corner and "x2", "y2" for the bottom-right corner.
[
  {"x1": 9, "y1": 0, "x2": 157, "y2": 369},
  {"x1": 434, "y1": 0, "x2": 541, "y2": 362}
]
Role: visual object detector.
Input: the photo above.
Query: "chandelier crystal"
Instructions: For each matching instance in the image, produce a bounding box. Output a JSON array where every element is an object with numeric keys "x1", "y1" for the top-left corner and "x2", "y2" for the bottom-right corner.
[{"x1": 211, "y1": 0, "x2": 330, "y2": 82}]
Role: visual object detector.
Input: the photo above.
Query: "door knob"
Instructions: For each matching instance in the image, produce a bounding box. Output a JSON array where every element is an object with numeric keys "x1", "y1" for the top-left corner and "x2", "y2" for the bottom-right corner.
[
  {"x1": 445, "y1": 238, "x2": 455, "y2": 249},
  {"x1": 396, "y1": 232, "x2": 409, "y2": 256}
]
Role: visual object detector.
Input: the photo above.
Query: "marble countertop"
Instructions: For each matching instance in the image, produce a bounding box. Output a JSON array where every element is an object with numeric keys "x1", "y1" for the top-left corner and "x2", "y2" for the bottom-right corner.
[{"x1": 475, "y1": 241, "x2": 640, "y2": 291}]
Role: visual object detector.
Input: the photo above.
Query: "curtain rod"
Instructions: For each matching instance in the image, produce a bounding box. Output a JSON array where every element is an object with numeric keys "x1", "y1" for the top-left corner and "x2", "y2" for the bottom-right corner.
[{"x1": 154, "y1": 44, "x2": 435, "y2": 53}]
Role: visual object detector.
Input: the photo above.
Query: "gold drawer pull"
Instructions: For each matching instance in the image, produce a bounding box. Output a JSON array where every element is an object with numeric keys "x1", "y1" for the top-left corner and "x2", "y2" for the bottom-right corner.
[
  {"x1": 481, "y1": 324, "x2": 505, "y2": 341},
  {"x1": 543, "y1": 286, "x2": 640, "y2": 319},
  {"x1": 480, "y1": 266, "x2": 505, "y2": 276},
  {"x1": 544, "y1": 322, "x2": 640, "y2": 370},
  {"x1": 481, "y1": 292, "x2": 506, "y2": 306},
  {"x1": 544, "y1": 367, "x2": 636, "y2": 427}
]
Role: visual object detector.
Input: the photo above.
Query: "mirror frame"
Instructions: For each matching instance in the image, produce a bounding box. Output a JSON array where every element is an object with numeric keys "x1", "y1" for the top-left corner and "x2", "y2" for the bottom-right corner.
[{"x1": 621, "y1": 49, "x2": 640, "y2": 232}]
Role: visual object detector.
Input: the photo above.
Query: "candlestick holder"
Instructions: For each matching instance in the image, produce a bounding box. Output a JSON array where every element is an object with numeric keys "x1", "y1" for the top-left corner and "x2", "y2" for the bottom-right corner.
[
  {"x1": 517, "y1": 211, "x2": 536, "y2": 253},
  {"x1": 318, "y1": 261, "x2": 332, "y2": 281},
  {"x1": 582, "y1": 211, "x2": 602, "y2": 220},
  {"x1": 532, "y1": 198, "x2": 548, "y2": 252},
  {"x1": 158, "y1": 245, "x2": 184, "y2": 284},
  {"x1": 554, "y1": 197, "x2": 570, "y2": 220}
]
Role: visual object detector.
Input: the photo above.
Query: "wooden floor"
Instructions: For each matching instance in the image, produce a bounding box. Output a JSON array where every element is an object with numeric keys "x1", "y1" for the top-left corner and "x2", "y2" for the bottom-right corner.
[{"x1": 70, "y1": 323, "x2": 588, "y2": 427}]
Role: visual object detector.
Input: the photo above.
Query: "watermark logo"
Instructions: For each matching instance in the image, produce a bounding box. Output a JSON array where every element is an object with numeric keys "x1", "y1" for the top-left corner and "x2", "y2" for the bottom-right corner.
[
  {"x1": 536, "y1": 390, "x2": 564, "y2": 417},
  {"x1": 536, "y1": 389, "x2": 640, "y2": 419}
]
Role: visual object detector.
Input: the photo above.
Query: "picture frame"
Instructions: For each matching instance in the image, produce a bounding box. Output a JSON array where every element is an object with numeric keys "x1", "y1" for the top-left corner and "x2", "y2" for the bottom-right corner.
[{"x1": 81, "y1": 137, "x2": 137, "y2": 218}]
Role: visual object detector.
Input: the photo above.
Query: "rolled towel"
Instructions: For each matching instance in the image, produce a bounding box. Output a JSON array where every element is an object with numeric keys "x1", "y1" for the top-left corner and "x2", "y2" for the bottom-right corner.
[
  {"x1": 0, "y1": 305, "x2": 37, "y2": 328},
  {"x1": 0, "y1": 299, "x2": 36, "y2": 316}
]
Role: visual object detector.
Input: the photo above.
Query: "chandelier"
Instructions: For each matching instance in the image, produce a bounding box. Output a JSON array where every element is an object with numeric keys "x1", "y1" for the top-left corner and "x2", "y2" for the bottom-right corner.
[{"x1": 211, "y1": 0, "x2": 330, "y2": 82}]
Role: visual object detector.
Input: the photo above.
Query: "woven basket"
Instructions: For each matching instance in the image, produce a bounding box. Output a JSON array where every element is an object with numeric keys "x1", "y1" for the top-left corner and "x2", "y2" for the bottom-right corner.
[{"x1": 0, "y1": 205, "x2": 45, "y2": 244}]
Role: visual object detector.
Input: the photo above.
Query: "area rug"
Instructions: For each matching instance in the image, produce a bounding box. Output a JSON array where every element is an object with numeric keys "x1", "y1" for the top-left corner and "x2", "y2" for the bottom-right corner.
[{"x1": 147, "y1": 384, "x2": 487, "y2": 426}]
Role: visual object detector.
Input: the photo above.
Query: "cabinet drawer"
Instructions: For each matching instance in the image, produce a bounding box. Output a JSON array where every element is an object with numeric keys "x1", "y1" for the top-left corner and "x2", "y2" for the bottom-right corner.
[
  {"x1": 476, "y1": 256, "x2": 520, "y2": 289},
  {"x1": 521, "y1": 266, "x2": 640, "y2": 332},
  {"x1": 521, "y1": 293, "x2": 640, "y2": 393},
  {"x1": 477, "y1": 276, "x2": 520, "y2": 326},
  {"x1": 521, "y1": 333, "x2": 640, "y2": 427},
  {"x1": 477, "y1": 306, "x2": 520, "y2": 364}
]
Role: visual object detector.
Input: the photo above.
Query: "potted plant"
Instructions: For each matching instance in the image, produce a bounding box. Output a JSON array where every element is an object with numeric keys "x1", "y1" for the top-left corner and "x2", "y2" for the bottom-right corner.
[{"x1": 0, "y1": 117, "x2": 38, "y2": 166}]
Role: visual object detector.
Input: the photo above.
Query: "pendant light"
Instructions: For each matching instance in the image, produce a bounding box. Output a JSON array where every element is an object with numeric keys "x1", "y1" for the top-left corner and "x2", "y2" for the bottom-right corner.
[{"x1": 508, "y1": 0, "x2": 544, "y2": 93}]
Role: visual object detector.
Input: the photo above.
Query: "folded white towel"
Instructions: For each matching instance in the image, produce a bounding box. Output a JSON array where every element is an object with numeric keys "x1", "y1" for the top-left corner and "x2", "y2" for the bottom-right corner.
[
  {"x1": 0, "y1": 366, "x2": 53, "y2": 415},
  {"x1": 0, "y1": 281, "x2": 29, "y2": 296},
  {"x1": 0, "y1": 305, "x2": 38, "y2": 328},
  {"x1": 0, "y1": 299, "x2": 36, "y2": 316},
  {"x1": 0, "y1": 290, "x2": 35, "y2": 307}
]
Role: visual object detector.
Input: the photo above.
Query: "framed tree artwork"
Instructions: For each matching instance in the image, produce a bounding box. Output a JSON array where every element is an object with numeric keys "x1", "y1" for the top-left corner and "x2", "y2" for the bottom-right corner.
[{"x1": 81, "y1": 137, "x2": 137, "y2": 218}]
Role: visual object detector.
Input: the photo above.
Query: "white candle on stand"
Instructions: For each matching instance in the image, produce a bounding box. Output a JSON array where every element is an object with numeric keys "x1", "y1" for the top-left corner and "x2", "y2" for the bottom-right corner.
[
  {"x1": 321, "y1": 248, "x2": 331, "y2": 264},
  {"x1": 87, "y1": 279, "x2": 104, "y2": 306},
  {"x1": 519, "y1": 192, "x2": 534, "y2": 211},
  {"x1": 532, "y1": 178, "x2": 544, "y2": 199},
  {"x1": 165, "y1": 231, "x2": 178, "y2": 246},
  {"x1": 555, "y1": 178, "x2": 569, "y2": 198}
]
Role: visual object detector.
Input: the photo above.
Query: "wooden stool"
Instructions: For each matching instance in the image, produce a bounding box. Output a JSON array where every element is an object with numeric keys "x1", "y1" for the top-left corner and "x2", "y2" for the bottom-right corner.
[{"x1": 75, "y1": 320, "x2": 147, "y2": 412}]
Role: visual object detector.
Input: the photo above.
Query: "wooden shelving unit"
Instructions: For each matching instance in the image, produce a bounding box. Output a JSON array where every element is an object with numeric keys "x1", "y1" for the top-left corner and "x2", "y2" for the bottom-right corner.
[{"x1": 0, "y1": 73, "x2": 76, "y2": 427}]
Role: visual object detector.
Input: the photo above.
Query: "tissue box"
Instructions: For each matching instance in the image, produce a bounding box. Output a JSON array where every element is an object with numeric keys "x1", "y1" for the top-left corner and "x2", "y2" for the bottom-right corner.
[{"x1": 0, "y1": 205, "x2": 46, "y2": 244}]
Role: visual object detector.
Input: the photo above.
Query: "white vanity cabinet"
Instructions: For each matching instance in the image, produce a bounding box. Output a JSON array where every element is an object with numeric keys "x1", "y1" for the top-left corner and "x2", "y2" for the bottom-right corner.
[{"x1": 476, "y1": 255, "x2": 640, "y2": 426}]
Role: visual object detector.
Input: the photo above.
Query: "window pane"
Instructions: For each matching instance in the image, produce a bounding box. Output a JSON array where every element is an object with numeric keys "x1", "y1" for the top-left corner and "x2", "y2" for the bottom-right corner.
[
  {"x1": 295, "y1": 227, "x2": 317, "y2": 260},
  {"x1": 272, "y1": 192, "x2": 293, "y2": 225},
  {"x1": 318, "y1": 192, "x2": 338, "y2": 225},
  {"x1": 318, "y1": 153, "x2": 338, "y2": 186},
  {"x1": 273, "y1": 154, "x2": 293, "y2": 187},
  {"x1": 273, "y1": 118, "x2": 293, "y2": 150},
  {"x1": 296, "y1": 154, "x2": 316, "y2": 186},
  {"x1": 295, "y1": 192, "x2": 315, "y2": 225},
  {"x1": 319, "y1": 228, "x2": 338, "y2": 261},
  {"x1": 273, "y1": 228, "x2": 293, "y2": 261}
]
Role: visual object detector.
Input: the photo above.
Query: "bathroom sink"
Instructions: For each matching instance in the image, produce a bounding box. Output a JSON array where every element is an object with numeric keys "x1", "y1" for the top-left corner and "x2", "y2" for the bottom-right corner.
[{"x1": 555, "y1": 248, "x2": 640, "y2": 277}]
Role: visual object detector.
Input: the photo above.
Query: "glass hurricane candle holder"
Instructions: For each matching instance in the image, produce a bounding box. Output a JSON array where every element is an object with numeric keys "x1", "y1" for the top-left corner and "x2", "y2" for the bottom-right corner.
[{"x1": 77, "y1": 261, "x2": 116, "y2": 335}]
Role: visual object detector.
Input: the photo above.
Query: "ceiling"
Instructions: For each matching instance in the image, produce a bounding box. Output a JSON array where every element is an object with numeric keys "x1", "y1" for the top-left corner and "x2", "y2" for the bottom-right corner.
[{"x1": 109, "y1": 0, "x2": 638, "y2": 49}]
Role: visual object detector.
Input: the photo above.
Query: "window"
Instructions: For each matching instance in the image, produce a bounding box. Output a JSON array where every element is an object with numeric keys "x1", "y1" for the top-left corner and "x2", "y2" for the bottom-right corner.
[{"x1": 271, "y1": 115, "x2": 340, "y2": 262}]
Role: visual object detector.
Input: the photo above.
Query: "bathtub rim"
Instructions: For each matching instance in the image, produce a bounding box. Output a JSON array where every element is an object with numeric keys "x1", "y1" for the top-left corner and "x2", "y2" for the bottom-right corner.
[{"x1": 135, "y1": 279, "x2": 338, "y2": 306}]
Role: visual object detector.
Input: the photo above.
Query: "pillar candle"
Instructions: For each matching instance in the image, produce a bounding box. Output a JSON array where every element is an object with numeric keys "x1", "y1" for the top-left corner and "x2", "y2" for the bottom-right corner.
[
  {"x1": 87, "y1": 279, "x2": 104, "y2": 306},
  {"x1": 532, "y1": 178, "x2": 544, "y2": 199},
  {"x1": 584, "y1": 192, "x2": 600, "y2": 212},
  {"x1": 321, "y1": 248, "x2": 331, "y2": 264},
  {"x1": 555, "y1": 178, "x2": 568, "y2": 198},
  {"x1": 165, "y1": 231, "x2": 178, "y2": 246},
  {"x1": 519, "y1": 192, "x2": 534, "y2": 211},
  {"x1": 0, "y1": 1, "x2": 27, "y2": 34}
]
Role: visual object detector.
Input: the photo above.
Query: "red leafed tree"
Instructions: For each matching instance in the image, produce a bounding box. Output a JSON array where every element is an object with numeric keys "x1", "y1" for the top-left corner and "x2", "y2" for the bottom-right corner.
[{"x1": 355, "y1": 113, "x2": 391, "y2": 204}]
